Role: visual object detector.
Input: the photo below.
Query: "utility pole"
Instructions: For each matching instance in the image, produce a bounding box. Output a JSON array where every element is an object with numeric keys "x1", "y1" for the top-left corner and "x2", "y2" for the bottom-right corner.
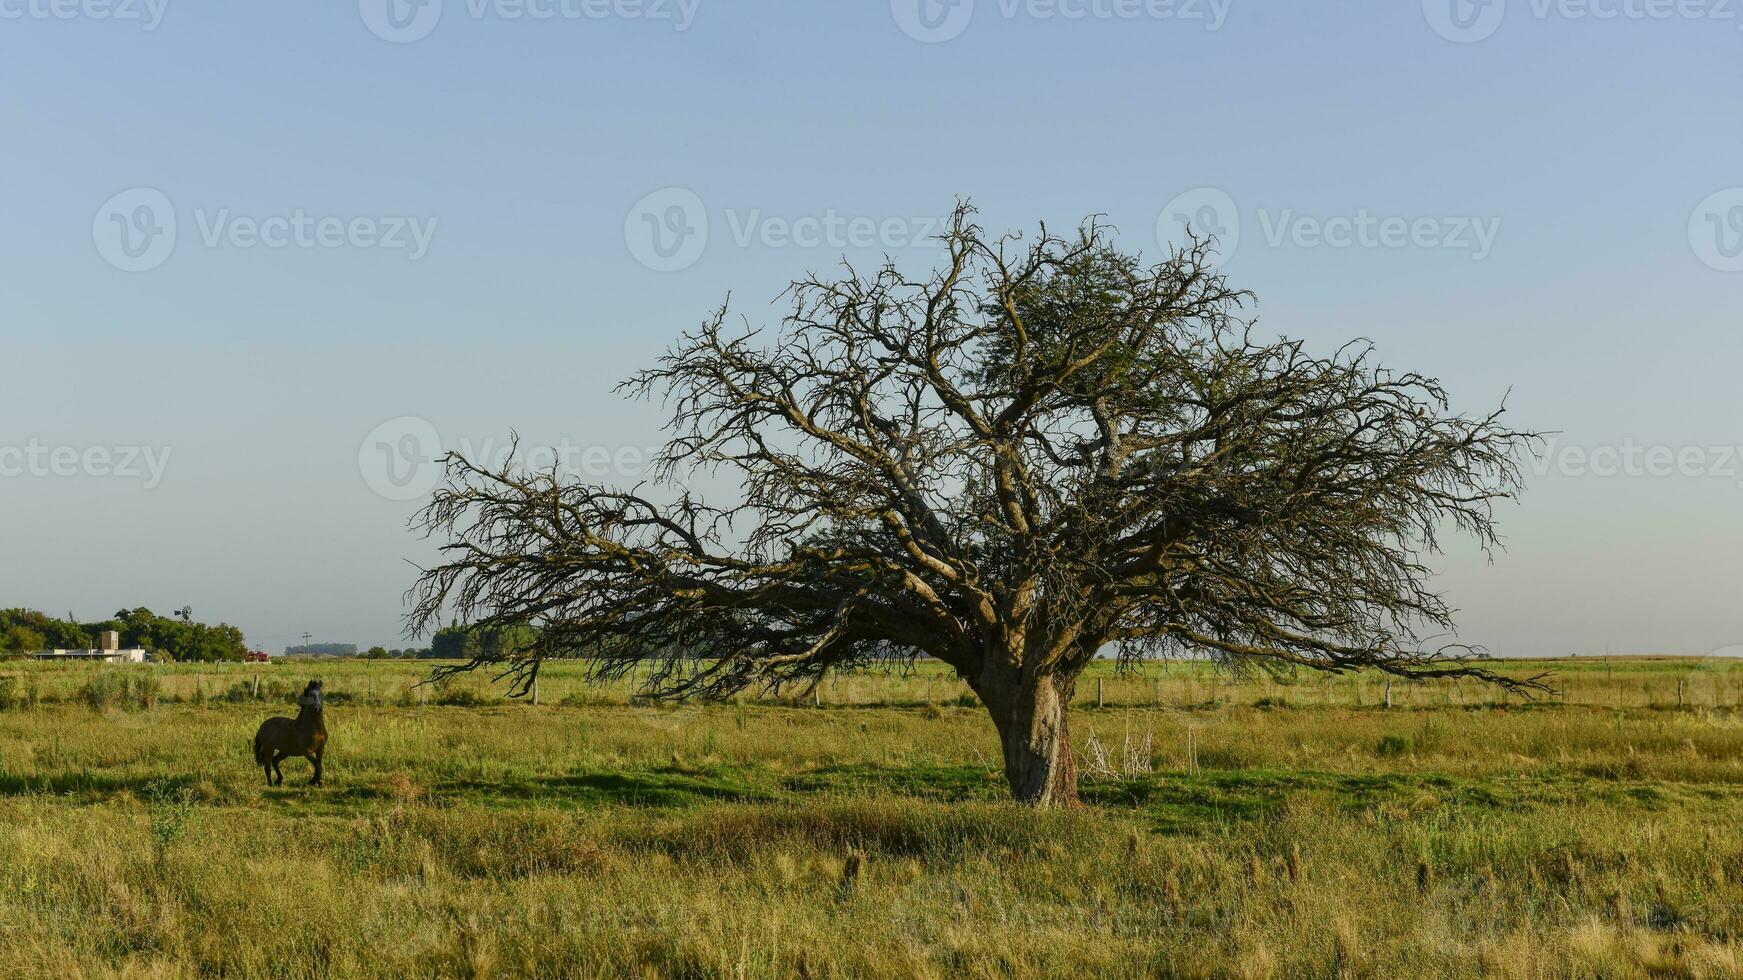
[{"x1": 301, "y1": 632, "x2": 312, "y2": 654}]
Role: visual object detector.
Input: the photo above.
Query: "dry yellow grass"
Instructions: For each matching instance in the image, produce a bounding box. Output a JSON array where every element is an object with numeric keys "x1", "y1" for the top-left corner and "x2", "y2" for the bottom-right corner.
[{"x1": 1, "y1": 657, "x2": 1740, "y2": 977}]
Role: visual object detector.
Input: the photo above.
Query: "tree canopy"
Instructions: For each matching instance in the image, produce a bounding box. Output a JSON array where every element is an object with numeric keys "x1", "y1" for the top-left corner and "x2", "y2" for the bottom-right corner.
[
  {"x1": 409, "y1": 204, "x2": 1544, "y2": 805},
  {"x1": 427, "y1": 623, "x2": 537, "y2": 661},
  {"x1": 0, "y1": 606, "x2": 248, "y2": 662}
]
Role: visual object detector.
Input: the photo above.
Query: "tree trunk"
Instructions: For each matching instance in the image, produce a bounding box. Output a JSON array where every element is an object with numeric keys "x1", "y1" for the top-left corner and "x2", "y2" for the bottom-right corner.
[{"x1": 980, "y1": 671, "x2": 1080, "y2": 807}]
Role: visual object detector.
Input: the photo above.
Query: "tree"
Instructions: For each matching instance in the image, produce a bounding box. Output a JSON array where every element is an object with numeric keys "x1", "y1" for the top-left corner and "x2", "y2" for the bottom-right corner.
[
  {"x1": 97, "y1": 607, "x2": 247, "y2": 662},
  {"x1": 408, "y1": 204, "x2": 1545, "y2": 806},
  {"x1": 0, "y1": 607, "x2": 246, "y2": 661},
  {"x1": 1, "y1": 625, "x2": 46, "y2": 657},
  {"x1": 427, "y1": 623, "x2": 538, "y2": 661},
  {"x1": 429, "y1": 626, "x2": 479, "y2": 661},
  {"x1": 0, "y1": 609, "x2": 88, "y2": 651}
]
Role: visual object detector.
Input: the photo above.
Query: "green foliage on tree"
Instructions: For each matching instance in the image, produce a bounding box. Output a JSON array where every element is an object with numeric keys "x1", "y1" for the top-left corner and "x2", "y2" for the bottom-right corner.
[
  {"x1": 0, "y1": 609, "x2": 92, "y2": 654},
  {"x1": 428, "y1": 623, "x2": 537, "y2": 661},
  {"x1": 0, "y1": 625, "x2": 45, "y2": 660},
  {"x1": 0, "y1": 606, "x2": 247, "y2": 662}
]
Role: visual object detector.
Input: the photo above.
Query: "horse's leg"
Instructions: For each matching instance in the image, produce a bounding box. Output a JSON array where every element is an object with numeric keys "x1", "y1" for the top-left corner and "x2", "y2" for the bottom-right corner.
[
  {"x1": 309, "y1": 748, "x2": 323, "y2": 786},
  {"x1": 270, "y1": 751, "x2": 286, "y2": 786}
]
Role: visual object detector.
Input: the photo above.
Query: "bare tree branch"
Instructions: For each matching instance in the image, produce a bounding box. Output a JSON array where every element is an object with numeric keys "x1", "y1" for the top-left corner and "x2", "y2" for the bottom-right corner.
[{"x1": 405, "y1": 201, "x2": 1546, "y2": 804}]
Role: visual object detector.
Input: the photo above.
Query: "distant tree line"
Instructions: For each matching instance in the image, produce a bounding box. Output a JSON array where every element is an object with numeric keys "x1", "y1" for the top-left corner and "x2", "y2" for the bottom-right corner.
[
  {"x1": 0, "y1": 607, "x2": 249, "y2": 662},
  {"x1": 285, "y1": 624, "x2": 632, "y2": 661},
  {"x1": 328, "y1": 629, "x2": 548, "y2": 660},
  {"x1": 283, "y1": 643, "x2": 360, "y2": 657},
  {"x1": 275, "y1": 627, "x2": 536, "y2": 661},
  {"x1": 359, "y1": 646, "x2": 431, "y2": 659},
  {"x1": 420, "y1": 624, "x2": 679, "y2": 663},
  {"x1": 288, "y1": 644, "x2": 434, "y2": 659},
  {"x1": 427, "y1": 623, "x2": 537, "y2": 661}
]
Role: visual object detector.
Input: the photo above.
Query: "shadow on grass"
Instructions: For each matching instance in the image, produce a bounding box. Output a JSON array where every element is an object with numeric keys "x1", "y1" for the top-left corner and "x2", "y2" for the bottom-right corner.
[
  {"x1": 512, "y1": 770, "x2": 776, "y2": 807},
  {"x1": 0, "y1": 769, "x2": 201, "y2": 799},
  {"x1": 784, "y1": 763, "x2": 1481, "y2": 831},
  {"x1": 1085, "y1": 768, "x2": 1590, "y2": 834},
  {"x1": 14, "y1": 757, "x2": 1727, "y2": 832},
  {"x1": 267, "y1": 765, "x2": 779, "y2": 811},
  {"x1": 780, "y1": 763, "x2": 1008, "y2": 801},
  {"x1": 1083, "y1": 769, "x2": 1333, "y2": 832}
]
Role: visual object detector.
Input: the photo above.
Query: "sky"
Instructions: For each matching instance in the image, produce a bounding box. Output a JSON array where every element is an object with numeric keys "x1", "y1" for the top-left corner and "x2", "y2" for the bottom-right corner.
[{"x1": 1, "y1": 0, "x2": 1739, "y2": 656}]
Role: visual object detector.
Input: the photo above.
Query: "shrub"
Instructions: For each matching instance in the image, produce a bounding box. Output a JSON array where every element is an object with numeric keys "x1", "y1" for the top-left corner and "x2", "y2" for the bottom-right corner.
[
  {"x1": 1375, "y1": 734, "x2": 1409, "y2": 757},
  {"x1": 433, "y1": 685, "x2": 494, "y2": 707},
  {"x1": 77, "y1": 670, "x2": 161, "y2": 712},
  {"x1": 141, "y1": 779, "x2": 196, "y2": 863}
]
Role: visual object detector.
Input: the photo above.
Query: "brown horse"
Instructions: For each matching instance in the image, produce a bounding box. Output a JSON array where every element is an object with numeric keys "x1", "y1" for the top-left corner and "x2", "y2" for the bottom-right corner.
[{"x1": 253, "y1": 679, "x2": 326, "y2": 786}]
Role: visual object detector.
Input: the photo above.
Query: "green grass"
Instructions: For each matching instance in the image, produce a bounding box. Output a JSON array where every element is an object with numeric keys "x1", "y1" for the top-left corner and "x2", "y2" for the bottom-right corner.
[{"x1": 2, "y1": 658, "x2": 1742, "y2": 977}]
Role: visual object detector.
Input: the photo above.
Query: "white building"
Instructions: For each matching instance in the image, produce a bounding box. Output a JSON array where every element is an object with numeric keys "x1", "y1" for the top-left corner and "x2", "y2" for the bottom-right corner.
[{"x1": 34, "y1": 630, "x2": 148, "y2": 664}]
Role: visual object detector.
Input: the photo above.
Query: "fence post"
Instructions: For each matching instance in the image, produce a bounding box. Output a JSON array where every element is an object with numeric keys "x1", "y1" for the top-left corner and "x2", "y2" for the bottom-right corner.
[
  {"x1": 1384, "y1": 680, "x2": 1393, "y2": 710},
  {"x1": 252, "y1": 673, "x2": 260, "y2": 700},
  {"x1": 1677, "y1": 678, "x2": 1684, "y2": 709},
  {"x1": 532, "y1": 677, "x2": 540, "y2": 707}
]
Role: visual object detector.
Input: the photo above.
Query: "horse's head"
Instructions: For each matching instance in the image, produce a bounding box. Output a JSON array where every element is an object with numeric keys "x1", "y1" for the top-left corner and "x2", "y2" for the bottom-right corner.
[{"x1": 298, "y1": 679, "x2": 324, "y2": 712}]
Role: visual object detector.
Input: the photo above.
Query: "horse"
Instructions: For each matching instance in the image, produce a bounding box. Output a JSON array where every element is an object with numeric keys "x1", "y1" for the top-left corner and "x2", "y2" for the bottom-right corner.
[{"x1": 253, "y1": 679, "x2": 327, "y2": 786}]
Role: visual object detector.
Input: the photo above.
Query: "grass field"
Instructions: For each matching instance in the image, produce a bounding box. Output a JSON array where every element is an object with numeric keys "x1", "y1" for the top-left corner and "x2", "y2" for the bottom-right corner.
[{"x1": 3, "y1": 656, "x2": 1743, "y2": 978}]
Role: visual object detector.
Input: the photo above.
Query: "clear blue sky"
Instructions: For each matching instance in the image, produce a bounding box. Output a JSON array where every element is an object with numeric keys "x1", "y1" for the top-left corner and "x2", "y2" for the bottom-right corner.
[{"x1": 3, "y1": 1, "x2": 1739, "y2": 655}]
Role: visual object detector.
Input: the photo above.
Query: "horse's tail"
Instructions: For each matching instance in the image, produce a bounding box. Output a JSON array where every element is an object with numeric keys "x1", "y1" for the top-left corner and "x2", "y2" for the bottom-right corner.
[{"x1": 252, "y1": 732, "x2": 267, "y2": 765}]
